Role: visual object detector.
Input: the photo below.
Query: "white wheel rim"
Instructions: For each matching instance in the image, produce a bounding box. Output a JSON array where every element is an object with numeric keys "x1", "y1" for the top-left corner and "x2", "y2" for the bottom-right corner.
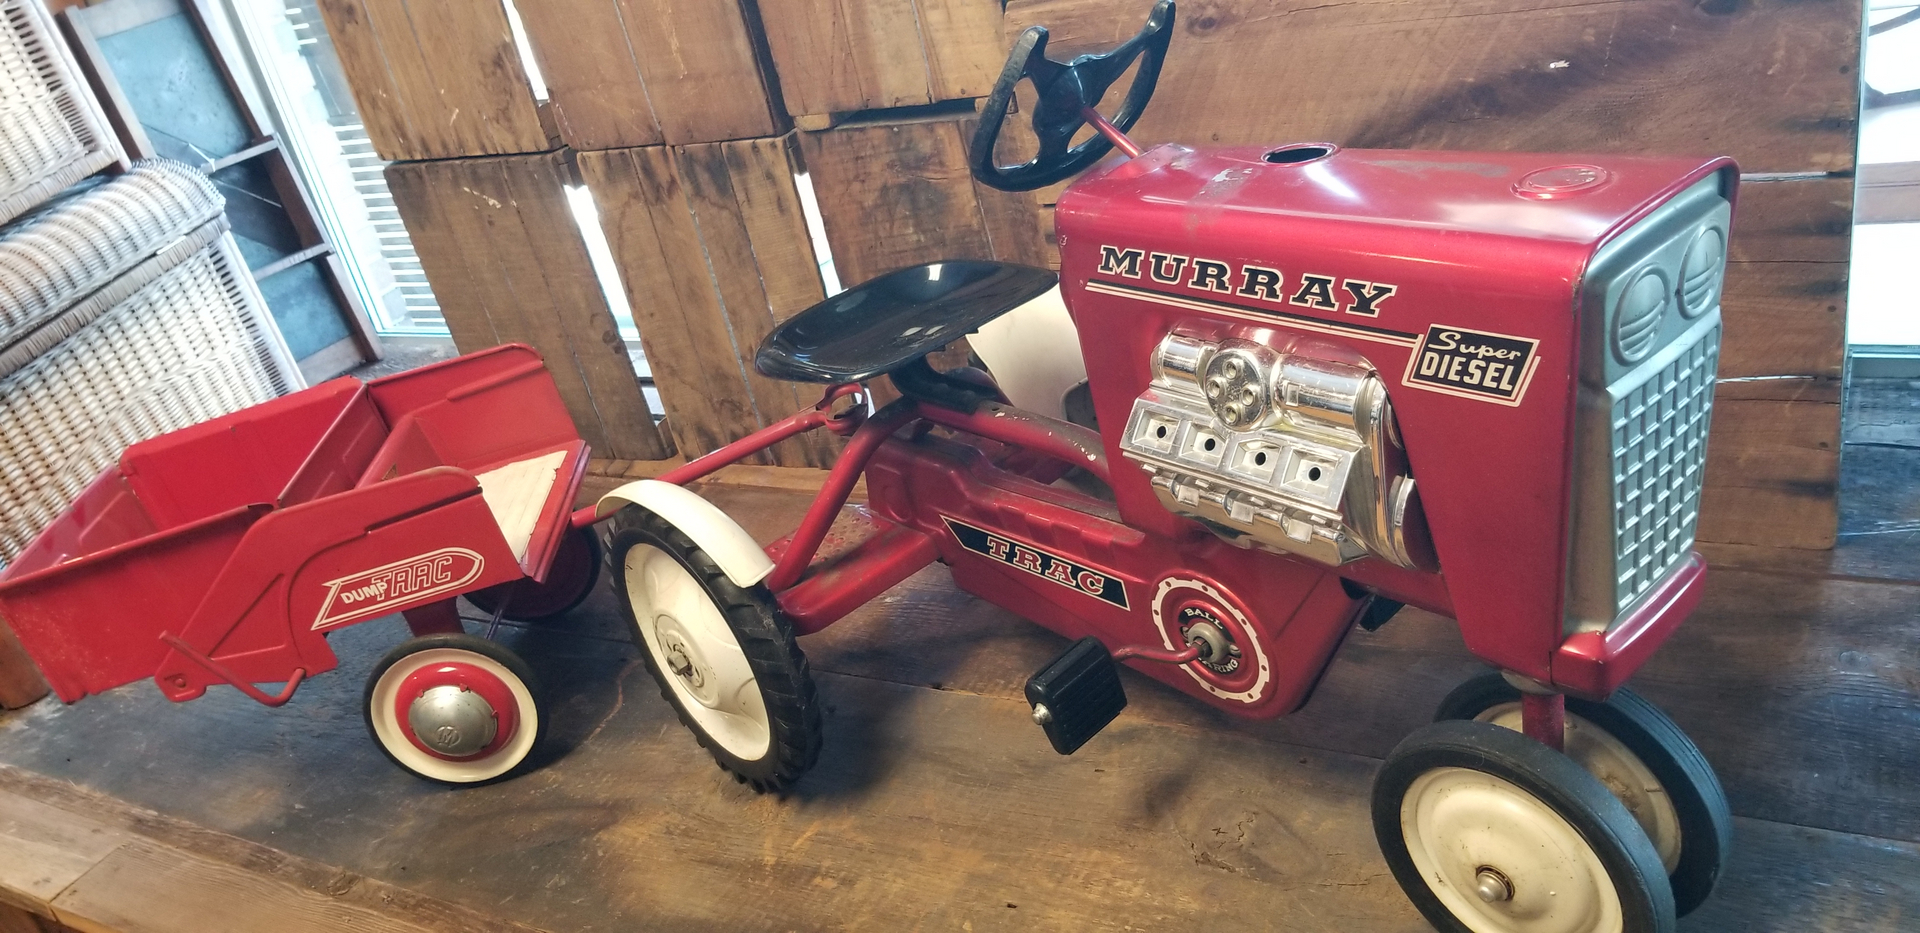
[
  {"x1": 369, "y1": 648, "x2": 538, "y2": 783},
  {"x1": 1401, "y1": 767, "x2": 1626, "y2": 933},
  {"x1": 1478, "y1": 704, "x2": 1683, "y2": 872},
  {"x1": 625, "y1": 544, "x2": 771, "y2": 761}
]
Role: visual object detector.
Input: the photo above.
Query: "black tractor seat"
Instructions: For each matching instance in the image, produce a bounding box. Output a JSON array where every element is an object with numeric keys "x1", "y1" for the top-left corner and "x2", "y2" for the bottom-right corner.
[{"x1": 754, "y1": 261, "x2": 1057, "y2": 384}]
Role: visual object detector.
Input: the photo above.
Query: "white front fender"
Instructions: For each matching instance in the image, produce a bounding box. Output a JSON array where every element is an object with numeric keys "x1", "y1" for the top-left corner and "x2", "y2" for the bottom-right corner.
[{"x1": 596, "y1": 480, "x2": 774, "y2": 588}]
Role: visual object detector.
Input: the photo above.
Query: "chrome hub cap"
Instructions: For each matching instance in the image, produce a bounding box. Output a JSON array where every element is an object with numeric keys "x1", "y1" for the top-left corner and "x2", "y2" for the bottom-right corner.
[
  {"x1": 407, "y1": 685, "x2": 498, "y2": 757},
  {"x1": 1475, "y1": 867, "x2": 1515, "y2": 904}
]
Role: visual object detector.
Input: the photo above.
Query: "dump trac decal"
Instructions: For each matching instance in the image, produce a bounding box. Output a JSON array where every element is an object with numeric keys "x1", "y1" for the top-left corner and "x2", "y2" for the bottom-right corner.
[{"x1": 312, "y1": 547, "x2": 486, "y2": 630}]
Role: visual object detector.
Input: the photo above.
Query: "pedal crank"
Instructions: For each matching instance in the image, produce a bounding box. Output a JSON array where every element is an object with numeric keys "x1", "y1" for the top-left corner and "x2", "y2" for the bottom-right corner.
[{"x1": 1025, "y1": 637, "x2": 1129, "y2": 755}]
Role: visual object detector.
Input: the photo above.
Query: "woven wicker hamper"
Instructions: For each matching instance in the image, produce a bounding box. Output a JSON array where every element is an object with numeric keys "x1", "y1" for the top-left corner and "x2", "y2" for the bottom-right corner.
[
  {"x1": 0, "y1": 0, "x2": 122, "y2": 227},
  {"x1": 0, "y1": 159, "x2": 303, "y2": 567}
]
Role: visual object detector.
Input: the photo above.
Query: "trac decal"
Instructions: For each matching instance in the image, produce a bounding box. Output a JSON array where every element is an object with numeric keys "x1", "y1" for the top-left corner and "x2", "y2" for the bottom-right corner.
[
  {"x1": 1097, "y1": 245, "x2": 1397, "y2": 317},
  {"x1": 313, "y1": 547, "x2": 485, "y2": 630},
  {"x1": 941, "y1": 517, "x2": 1128, "y2": 610},
  {"x1": 1401, "y1": 324, "x2": 1542, "y2": 406}
]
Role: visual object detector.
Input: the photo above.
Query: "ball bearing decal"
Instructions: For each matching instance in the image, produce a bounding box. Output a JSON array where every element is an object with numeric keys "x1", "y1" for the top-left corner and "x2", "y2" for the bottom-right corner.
[{"x1": 942, "y1": 516, "x2": 1128, "y2": 609}]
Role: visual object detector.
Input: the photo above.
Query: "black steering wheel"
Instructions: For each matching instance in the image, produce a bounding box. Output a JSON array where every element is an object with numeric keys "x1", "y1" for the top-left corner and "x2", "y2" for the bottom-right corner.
[{"x1": 970, "y1": 0, "x2": 1176, "y2": 192}]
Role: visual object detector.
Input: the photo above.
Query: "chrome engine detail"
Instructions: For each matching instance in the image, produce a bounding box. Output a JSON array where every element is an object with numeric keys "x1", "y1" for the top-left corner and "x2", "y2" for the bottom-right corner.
[{"x1": 1120, "y1": 334, "x2": 1436, "y2": 570}]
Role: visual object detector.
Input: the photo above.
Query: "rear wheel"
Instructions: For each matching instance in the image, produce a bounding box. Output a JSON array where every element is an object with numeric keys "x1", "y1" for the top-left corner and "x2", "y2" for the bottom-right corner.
[
  {"x1": 608, "y1": 506, "x2": 821, "y2": 791},
  {"x1": 1374, "y1": 720, "x2": 1675, "y2": 933},
  {"x1": 464, "y1": 528, "x2": 601, "y2": 622},
  {"x1": 364, "y1": 633, "x2": 544, "y2": 784},
  {"x1": 1436, "y1": 673, "x2": 1732, "y2": 917}
]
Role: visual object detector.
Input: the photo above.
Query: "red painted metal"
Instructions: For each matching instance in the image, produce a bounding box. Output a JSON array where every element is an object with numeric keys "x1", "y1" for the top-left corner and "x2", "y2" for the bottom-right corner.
[
  {"x1": 775, "y1": 515, "x2": 940, "y2": 635},
  {"x1": 1057, "y1": 146, "x2": 1737, "y2": 689},
  {"x1": 764, "y1": 402, "x2": 920, "y2": 592},
  {"x1": 0, "y1": 344, "x2": 591, "y2": 707},
  {"x1": 860, "y1": 430, "x2": 1359, "y2": 718},
  {"x1": 1083, "y1": 106, "x2": 1143, "y2": 158},
  {"x1": 403, "y1": 599, "x2": 466, "y2": 637},
  {"x1": 1552, "y1": 553, "x2": 1706, "y2": 699},
  {"x1": 1111, "y1": 643, "x2": 1200, "y2": 665},
  {"x1": 914, "y1": 402, "x2": 1111, "y2": 486},
  {"x1": 653, "y1": 383, "x2": 868, "y2": 490},
  {"x1": 158, "y1": 634, "x2": 305, "y2": 707},
  {"x1": 1522, "y1": 691, "x2": 1567, "y2": 753},
  {"x1": 642, "y1": 146, "x2": 1731, "y2": 720},
  {"x1": 394, "y1": 659, "x2": 521, "y2": 761}
]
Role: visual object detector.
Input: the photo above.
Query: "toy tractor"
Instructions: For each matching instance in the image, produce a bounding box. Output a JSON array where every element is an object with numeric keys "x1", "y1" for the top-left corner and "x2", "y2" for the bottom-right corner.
[{"x1": 594, "y1": 2, "x2": 1733, "y2": 930}]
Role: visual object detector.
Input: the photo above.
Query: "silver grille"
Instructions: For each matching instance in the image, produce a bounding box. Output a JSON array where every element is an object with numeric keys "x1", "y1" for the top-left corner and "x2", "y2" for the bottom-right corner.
[
  {"x1": 1610, "y1": 322, "x2": 1717, "y2": 610},
  {"x1": 1564, "y1": 171, "x2": 1730, "y2": 635}
]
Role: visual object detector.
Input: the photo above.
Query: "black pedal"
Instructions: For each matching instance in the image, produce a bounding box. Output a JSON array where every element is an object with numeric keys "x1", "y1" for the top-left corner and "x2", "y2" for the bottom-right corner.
[{"x1": 1025, "y1": 636, "x2": 1128, "y2": 755}]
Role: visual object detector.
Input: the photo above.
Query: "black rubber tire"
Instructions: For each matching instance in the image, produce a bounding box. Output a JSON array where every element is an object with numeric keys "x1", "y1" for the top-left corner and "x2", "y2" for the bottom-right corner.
[
  {"x1": 363, "y1": 633, "x2": 546, "y2": 786},
  {"x1": 464, "y1": 528, "x2": 602, "y2": 622},
  {"x1": 1374, "y1": 720, "x2": 1676, "y2": 933},
  {"x1": 1435, "y1": 672, "x2": 1732, "y2": 917},
  {"x1": 607, "y1": 505, "x2": 822, "y2": 792}
]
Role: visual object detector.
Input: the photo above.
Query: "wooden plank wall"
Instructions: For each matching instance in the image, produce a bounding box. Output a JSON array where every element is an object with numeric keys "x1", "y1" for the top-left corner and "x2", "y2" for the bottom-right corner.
[
  {"x1": 312, "y1": 0, "x2": 551, "y2": 161},
  {"x1": 513, "y1": 0, "x2": 787, "y2": 150},
  {"x1": 797, "y1": 111, "x2": 1050, "y2": 285},
  {"x1": 383, "y1": 152, "x2": 669, "y2": 461},
  {"x1": 754, "y1": 0, "x2": 1004, "y2": 126},
  {"x1": 316, "y1": 0, "x2": 839, "y2": 465},
  {"x1": 578, "y1": 137, "x2": 837, "y2": 467}
]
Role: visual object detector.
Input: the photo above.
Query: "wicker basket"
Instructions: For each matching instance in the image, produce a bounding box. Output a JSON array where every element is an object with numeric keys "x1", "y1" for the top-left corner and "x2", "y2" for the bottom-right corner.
[
  {"x1": 0, "y1": 161, "x2": 302, "y2": 564},
  {"x1": 0, "y1": 0, "x2": 122, "y2": 227}
]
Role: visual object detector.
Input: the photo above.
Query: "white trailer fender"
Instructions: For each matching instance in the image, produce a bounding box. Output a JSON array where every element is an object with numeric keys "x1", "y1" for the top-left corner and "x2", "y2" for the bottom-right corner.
[{"x1": 596, "y1": 480, "x2": 774, "y2": 588}]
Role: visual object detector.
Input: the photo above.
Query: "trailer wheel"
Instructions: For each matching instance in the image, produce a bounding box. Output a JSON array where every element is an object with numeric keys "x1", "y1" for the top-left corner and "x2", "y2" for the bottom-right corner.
[
  {"x1": 1375, "y1": 720, "x2": 1675, "y2": 933},
  {"x1": 463, "y1": 528, "x2": 602, "y2": 622},
  {"x1": 1435, "y1": 672, "x2": 1731, "y2": 917},
  {"x1": 364, "y1": 634, "x2": 545, "y2": 784},
  {"x1": 608, "y1": 506, "x2": 821, "y2": 792}
]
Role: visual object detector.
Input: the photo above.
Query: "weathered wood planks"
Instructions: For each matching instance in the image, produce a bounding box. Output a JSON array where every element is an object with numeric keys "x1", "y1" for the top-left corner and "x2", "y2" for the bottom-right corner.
[
  {"x1": 1698, "y1": 176, "x2": 1850, "y2": 548},
  {"x1": 798, "y1": 112, "x2": 1049, "y2": 286},
  {"x1": 754, "y1": 0, "x2": 1004, "y2": 122},
  {"x1": 513, "y1": 0, "x2": 786, "y2": 150},
  {"x1": 0, "y1": 628, "x2": 44, "y2": 711},
  {"x1": 577, "y1": 136, "x2": 836, "y2": 466},
  {"x1": 1004, "y1": 0, "x2": 1858, "y2": 175},
  {"x1": 311, "y1": 0, "x2": 551, "y2": 161},
  {"x1": 384, "y1": 151, "x2": 669, "y2": 461}
]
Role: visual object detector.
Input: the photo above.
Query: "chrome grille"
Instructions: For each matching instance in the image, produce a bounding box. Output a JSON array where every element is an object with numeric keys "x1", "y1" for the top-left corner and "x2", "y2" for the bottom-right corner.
[
  {"x1": 1610, "y1": 323, "x2": 1718, "y2": 610},
  {"x1": 1565, "y1": 171, "x2": 1730, "y2": 636}
]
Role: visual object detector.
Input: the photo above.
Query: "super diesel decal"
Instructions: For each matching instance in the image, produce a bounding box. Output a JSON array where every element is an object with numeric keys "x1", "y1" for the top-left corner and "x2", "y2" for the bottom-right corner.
[
  {"x1": 941, "y1": 517, "x2": 1128, "y2": 610},
  {"x1": 1401, "y1": 324, "x2": 1542, "y2": 406},
  {"x1": 1097, "y1": 245, "x2": 1397, "y2": 318},
  {"x1": 313, "y1": 547, "x2": 486, "y2": 630}
]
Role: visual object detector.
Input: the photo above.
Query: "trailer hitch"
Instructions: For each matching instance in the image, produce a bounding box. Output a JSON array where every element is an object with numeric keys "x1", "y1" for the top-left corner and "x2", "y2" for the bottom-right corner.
[{"x1": 160, "y1": 633, "x2": 306, "y2": 707}]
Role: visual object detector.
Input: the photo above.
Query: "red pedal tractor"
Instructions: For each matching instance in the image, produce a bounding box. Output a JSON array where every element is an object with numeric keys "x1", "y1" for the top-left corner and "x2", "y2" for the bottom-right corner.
[{"x1": 597, "y1": 2, "x2": 1733, "y2": 931}]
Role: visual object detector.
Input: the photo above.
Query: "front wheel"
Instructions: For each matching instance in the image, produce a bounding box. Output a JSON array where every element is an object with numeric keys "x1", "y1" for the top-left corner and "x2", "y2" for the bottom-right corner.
[
  {"x1": 1435, "y1": 673, "x2": 1732, "y2": 917},
  {"x1": 364, "y1": 633, "x2": 545, "y2": 784},
  {"x1": 1374, "y1": 720, "x2": 1675, "y2": 933},
  {"x1": 607, "y1": 505, "x2": 822, "y2": 791}
]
